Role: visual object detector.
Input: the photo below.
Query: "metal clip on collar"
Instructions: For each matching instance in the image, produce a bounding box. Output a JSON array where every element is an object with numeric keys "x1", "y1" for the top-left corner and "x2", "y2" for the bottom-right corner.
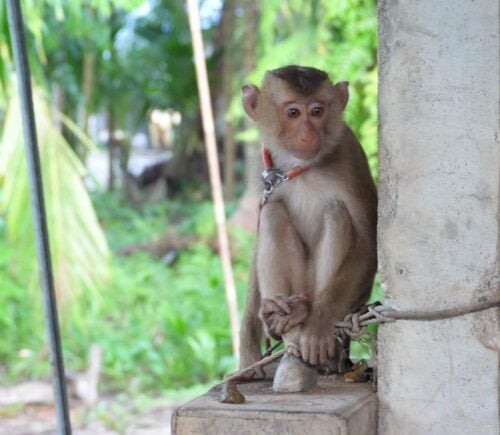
[{"x1": 261, "y1": 168, "x2": 288, "y2": 205}]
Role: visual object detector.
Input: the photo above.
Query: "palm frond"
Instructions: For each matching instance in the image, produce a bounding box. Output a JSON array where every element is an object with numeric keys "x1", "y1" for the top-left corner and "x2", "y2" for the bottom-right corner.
[{"x1": 0, "y1": 88, "x2": 110, "y2": 307}]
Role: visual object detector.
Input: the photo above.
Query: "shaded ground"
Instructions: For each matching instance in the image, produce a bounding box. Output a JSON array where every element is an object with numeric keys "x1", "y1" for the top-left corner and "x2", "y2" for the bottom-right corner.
[
  {"x1": 0, "y1": 375, "x2": 213, "y2": 434},
  {"x1": 0, "y1": 401, "x2": 174, "y2": 435}
]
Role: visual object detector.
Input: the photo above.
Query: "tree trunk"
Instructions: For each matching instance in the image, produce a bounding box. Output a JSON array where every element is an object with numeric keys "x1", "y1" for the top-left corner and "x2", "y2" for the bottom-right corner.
[
  {"x1": 221, "y1": 0, "x2": 237, "y2": 201},
  {"x1": 224, "y1": 122, "x2": 236, "y2": 200},
  {"x1": 107, "y1": 109, "x2": 116, "y2": 192},
  {"x1": 119, "y1": 136, "x2": 131, "y2": 199},
  {"x1": 230, "y1": 0, "x2": 260, "y2": 232},
  {"x1": 79, "y1": 51, "x2": 95, "y2": 161}
]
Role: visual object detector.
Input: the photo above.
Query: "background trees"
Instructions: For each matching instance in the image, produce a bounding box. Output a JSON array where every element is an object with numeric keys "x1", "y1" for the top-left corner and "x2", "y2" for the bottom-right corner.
[{"x1": 0, "y1": 0, "x2": 377, "y2": 420}]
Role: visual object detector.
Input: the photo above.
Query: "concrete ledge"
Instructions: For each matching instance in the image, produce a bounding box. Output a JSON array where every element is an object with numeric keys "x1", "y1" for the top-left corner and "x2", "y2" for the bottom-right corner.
[{"x1": 172, "y1": 377, "x2": 377, "y2": 435}]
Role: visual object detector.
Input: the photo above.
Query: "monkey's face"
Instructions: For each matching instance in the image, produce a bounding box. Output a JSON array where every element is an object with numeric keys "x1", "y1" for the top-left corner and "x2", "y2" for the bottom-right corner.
[
  {"x1": 242, "y1": 68, "x2": 349, "y2": 166},
  {"x1": 273, "y1": 97, "x2": 331, "y2": 161}
]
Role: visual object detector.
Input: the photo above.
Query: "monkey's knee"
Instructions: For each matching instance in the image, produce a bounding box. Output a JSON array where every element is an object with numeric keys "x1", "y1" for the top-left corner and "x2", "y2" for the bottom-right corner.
[
  {"x1": 259, "y1": 202, "x2": 291, "y2": 234},
  {"x1": 259, "y1": 202, "x2": 305, "y2": 260},
  {"x1": 324, "y1": 200, "x2": 353, "y2": 234},
  {"x1": 325, "y1": 199, "x2": 349, "y2": 219}
]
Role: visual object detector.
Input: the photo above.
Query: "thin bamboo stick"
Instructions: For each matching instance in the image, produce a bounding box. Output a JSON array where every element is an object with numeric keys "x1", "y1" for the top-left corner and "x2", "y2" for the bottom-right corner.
[{"x1": 186, "y1": 0, "x2": 240, "y2": 357}]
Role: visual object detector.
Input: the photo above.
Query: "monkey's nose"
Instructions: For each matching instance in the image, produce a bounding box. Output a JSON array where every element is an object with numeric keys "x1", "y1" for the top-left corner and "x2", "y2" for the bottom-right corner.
[{"x1": 300, "y1": 135, "x2": 317, "y2": 146}]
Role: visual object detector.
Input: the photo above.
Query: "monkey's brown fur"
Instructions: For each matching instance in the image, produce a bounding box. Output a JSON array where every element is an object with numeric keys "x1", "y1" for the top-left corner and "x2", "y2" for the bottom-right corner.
[
  {"x1": 240, "y1": 66, "x2": 377, "y2": 374},
  {"x1": 270, "y1": 65, "x2": 329, "y2": 96}
]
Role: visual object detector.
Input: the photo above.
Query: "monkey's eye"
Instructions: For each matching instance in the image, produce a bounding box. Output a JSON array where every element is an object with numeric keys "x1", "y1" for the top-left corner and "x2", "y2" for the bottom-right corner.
[
  {"x1": 310, "y1": 106, "x2": 324, "y2": 117},
  {"x1": 286, "y1": 108, "x2": 300, "y2": 119}
]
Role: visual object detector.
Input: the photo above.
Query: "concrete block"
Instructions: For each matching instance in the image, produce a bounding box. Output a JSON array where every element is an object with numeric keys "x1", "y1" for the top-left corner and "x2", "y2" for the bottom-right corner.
[{"x1": 172, "y1": 377, "x2": 376, "y2": 435}]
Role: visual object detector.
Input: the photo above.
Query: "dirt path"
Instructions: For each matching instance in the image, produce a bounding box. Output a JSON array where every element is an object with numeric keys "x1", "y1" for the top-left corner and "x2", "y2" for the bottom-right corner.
[{"x1": 0, "y1": 402, "x2": 174, "y2": 434}]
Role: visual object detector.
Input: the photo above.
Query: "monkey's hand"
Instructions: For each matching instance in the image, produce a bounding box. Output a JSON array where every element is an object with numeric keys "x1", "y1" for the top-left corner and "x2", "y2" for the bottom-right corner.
[
  {"x1": 298, "y1": 317, "x2": 336, "y2": 365},
  {"x1": 261, "y1": 294, "x2": 311, "y2": 339}
]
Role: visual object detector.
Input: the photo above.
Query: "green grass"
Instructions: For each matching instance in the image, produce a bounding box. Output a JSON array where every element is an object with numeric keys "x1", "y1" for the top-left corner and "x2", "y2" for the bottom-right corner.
[
  {"x1": 0, "y1": 192, "x2": 253, "y2": 391},
  {"x1": 69, "y1": 193, "x2": 254, "y2": 391}
]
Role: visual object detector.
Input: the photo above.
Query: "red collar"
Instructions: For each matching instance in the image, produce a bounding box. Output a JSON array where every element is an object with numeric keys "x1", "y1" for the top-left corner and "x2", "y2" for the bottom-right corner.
[
  {"x1": 259, "y1": 147, "x2": 309, "y2": 210},
  {"x1": 261, "y1": 148, "x2": 309, "y2": 180}
]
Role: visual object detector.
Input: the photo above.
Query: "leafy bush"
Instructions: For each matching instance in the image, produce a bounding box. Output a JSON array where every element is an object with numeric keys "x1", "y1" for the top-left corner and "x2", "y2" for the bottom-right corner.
[{"x1": 0, "y1": 193, "x2": 253, "y2": 391}]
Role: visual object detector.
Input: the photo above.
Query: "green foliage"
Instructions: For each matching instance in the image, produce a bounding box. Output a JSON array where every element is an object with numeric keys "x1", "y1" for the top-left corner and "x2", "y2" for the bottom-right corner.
[
  {"x1": 0, "y1": 217, "x2": 48, "y2": 380},
  {"x1": 0, "y1": 90, "x2": 110, "y2": 305},
  {"x1": 350, "y1": 274, "x2": 382, "y2": 361},
  {"x1": 0, "y1": 194, "x2": 253, "y2": 391},
  {"x1": 0, "y1": 0, "x2": 143, "y2": 102}
]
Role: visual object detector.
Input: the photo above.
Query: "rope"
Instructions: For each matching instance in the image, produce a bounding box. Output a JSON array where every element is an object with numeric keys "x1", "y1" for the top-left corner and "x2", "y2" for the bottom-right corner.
[
  {"x1": 334, "y1": 295, "x2": 500, "y2": 339},
  {"x1": 219, "y1": 294, "x2": 499, "y2": 403},
  {"x1": 220, "y1": 350, "x2": 286, "y2": 403}
]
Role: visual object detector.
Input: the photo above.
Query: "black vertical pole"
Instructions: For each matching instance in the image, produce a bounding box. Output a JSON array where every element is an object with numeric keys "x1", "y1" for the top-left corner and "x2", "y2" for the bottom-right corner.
[{"x1": 5, "y1": 1, "x2": 72, "y2": 434}]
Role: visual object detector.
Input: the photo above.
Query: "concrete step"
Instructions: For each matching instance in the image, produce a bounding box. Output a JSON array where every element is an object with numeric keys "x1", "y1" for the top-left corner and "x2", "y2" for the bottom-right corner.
[{"x1": 172, "y1": 377, "x2": 377, "y2": 435}]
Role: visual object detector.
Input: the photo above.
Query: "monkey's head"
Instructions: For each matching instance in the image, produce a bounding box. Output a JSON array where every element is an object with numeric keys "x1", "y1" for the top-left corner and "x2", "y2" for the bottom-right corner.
[{"x1": 242, "y1": 65, "x2": 349, "y2": 164}]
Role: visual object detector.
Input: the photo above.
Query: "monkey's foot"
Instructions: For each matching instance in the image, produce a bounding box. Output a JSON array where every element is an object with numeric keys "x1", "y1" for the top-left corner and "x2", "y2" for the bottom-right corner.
[{"x1": 273, "y1": 353, "x2": 317, "y2": 393}]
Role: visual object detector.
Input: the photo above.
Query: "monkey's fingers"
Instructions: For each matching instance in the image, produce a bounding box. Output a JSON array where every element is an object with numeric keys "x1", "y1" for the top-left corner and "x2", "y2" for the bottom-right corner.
[
  {"x1": 262, "y1": 296, "x2": 292, "y2": 315},
  {"x1": 280, "y1": 319, "x2": 298, "y2": 335},
  {"x1": 327, "y1": 339, "x2": 335, "y2": 359},
  {"x1": 261, "y1": 306, "x2": 284, "y2": 317},
  {"x1": 300, "y1": 337, "x2": 311, "y2": 364},
  {"x1": 308, "y1": 338, "x2": 320, "y2": 365},
  {"x1": 288, "y1": 294, "x2": 309, "y2": 305},
  {"x1": 311, "y1": 336, "x2": 335, "y2": 365},
  {"x1": 280, "y1": 311, "x2": 308, "y2": 334},
  {"x1": 284, "y1": 319, "x2": 305, "y2": 334},
  {"x1": 274, "y1": 322, "x2": 285, "y2": 337},
  {"x1": 319, "y1": 341, "x2": 329, "y2": 365},
  {"x1": 274, "y1": 315, "x2": 295, "y2": 336},
  {"x1": 272, "y1": 295, "x2": 294, "y2": 314},
  {"x1": 264, "y1": 315, "x2": 285, "y2": 340}
]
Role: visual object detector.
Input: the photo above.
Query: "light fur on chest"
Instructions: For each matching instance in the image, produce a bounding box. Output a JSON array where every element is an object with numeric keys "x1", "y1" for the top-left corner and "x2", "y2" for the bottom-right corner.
[{"x1": 275, "y1": 171, "x2": 346, "y2": 252}]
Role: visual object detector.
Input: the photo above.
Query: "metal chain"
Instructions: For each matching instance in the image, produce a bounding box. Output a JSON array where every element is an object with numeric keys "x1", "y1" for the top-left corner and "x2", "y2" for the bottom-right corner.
[{"x1": 260, "y1": 168, "x2": 288, "y2": 206}]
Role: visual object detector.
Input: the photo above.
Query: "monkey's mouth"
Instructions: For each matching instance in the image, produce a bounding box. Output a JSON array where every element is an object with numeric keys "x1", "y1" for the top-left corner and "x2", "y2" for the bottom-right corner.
[{"x1": 290, "y1": 146, "x2": 320, "y2": 161}]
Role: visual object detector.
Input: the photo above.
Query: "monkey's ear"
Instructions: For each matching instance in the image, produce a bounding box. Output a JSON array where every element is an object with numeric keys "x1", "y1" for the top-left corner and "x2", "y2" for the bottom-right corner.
[
  {"x1": 333, "y1": 81, "x2": 349, "y2": 110},
  {"x1": 242, "y1": 84, "x2": 260, "y2": 121}
]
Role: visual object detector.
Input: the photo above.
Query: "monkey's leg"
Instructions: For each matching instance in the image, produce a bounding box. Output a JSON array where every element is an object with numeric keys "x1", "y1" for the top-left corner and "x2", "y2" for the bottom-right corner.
[
  {"x1": 299, "y1": 199, "x2": 356, "y2": 366},
  {"x1": 257, "y1": 202, "x2": 318, "y2": 392}
]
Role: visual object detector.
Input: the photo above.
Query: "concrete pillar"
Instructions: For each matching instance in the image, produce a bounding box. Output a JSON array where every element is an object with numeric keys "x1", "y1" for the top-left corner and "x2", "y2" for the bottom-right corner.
[{"x1": 378, "y1": 1, "x2": 499, "y2": 434}]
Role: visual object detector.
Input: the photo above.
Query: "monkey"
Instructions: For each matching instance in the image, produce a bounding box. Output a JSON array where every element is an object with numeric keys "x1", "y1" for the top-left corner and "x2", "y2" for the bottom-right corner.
[{"x1": 239, "y1": 65, "x2": 377, "y2": 389}]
